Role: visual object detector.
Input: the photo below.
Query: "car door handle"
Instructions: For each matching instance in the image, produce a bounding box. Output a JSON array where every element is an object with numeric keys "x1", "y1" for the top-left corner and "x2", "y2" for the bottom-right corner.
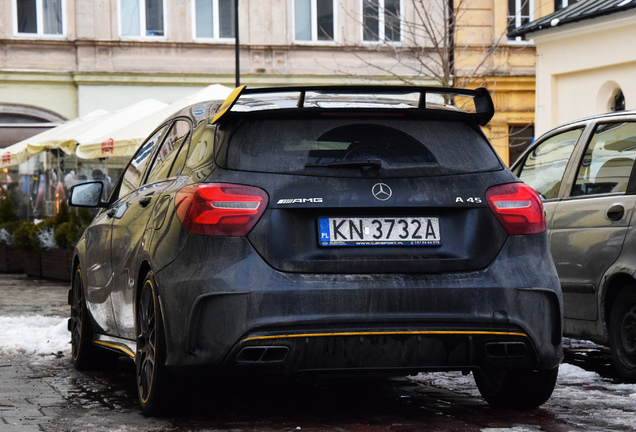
[
  {"x1": 139, "y1": 196, "x2": 153, "y2": 208},
  {"x1": 106, "y1": 208, "x2": 117, "y2": 218},
  {"x1": 607, "y1": 204, "x2": 625, "y2": 221}
]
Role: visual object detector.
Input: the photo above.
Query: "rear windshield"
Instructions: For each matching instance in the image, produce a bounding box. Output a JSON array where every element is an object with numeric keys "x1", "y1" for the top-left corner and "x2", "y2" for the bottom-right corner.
[{"x1": 220, "y1": 118, "x2": 501, "y2": 178}]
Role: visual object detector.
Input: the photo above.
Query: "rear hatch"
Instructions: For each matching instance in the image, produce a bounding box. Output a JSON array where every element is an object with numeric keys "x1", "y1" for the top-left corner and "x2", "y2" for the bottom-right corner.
[{"x1": 216, "y1": 115, "x2": 511, "y2": 274}]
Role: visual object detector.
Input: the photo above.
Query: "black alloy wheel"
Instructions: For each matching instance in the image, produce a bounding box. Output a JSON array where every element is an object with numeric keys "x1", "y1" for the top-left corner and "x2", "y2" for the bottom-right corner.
[
  {"x1": 609, "y1": 289, "x2": 636, "y2": 382},
  {"x1": 136, "y1": 271, "x2": 170, "y2": 415},
  {"x1": 69, "y1": 266, "x2": 97, "y2": 369},
  {"x1": 473, "y1": 366, "x2": 559, "y2": 409}
]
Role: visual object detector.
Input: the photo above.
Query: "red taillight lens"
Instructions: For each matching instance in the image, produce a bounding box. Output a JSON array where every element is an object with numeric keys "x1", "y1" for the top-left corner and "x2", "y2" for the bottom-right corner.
[
  {"x1": 175, "y1": 183, "x2": 268, "y2": 236},
  {"x1": 485, "y1": 183, "x2": 545, "y2": 235}
]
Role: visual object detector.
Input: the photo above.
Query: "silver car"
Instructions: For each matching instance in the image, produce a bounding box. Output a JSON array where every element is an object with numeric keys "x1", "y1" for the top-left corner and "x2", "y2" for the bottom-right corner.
[{"x1": 512, "y1": 110, "x2": 636, "y2": 381}]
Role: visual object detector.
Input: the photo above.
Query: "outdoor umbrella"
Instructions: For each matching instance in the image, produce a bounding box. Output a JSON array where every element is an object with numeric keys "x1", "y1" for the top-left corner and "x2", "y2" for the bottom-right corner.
[{"x1": 75, "y1": 84, "x2": 231, "y2": 159}]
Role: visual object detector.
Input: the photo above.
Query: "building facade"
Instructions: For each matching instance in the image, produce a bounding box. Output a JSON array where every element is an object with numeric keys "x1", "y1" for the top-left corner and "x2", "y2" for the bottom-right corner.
[{"x1": 1, "y1": 0, "x2": 560, "y2": 164}]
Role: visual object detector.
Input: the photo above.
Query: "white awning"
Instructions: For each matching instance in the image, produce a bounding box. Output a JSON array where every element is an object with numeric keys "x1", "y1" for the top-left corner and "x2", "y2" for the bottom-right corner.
[
  {"x1": 75, "y1": 85, "x2": 231, "y2": 159},
  {"x1": 1, "y1": 110, "x2": 110, "y2": 167}
]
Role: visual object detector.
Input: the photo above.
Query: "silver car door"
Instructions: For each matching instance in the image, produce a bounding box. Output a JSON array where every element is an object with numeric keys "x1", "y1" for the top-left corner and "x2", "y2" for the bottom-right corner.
[{"x1": 551, "y1": 121, "x2": 636, "y2": 324}]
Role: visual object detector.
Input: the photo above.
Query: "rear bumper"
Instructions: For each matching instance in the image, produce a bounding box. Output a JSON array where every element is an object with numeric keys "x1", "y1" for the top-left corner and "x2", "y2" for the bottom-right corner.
[
  {"x1": 154, "y1": 234, "x2": 563, "y2": 374},
  {"x1": 224, "y1": 327, "x2": 543, "y2": 377}
]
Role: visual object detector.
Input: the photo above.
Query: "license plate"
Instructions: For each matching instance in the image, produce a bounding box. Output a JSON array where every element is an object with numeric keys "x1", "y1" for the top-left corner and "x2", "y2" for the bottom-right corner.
[{"x1": 318, "y1": 217, "x2": 441, "y2": 246}]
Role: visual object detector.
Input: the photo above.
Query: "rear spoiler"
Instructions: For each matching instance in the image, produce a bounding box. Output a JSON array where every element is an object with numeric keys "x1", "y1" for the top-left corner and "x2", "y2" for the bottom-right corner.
[{"x1": 211, "y1": 85, "x2": 495, "y2": 126}]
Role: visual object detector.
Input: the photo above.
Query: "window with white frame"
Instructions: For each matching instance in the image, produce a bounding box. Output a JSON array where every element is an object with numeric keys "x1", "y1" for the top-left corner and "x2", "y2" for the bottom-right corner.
[
  {"x1": 194, "y1": 0, "x2": 235, "y2": 40},
  {"x1": 294, "y1": 0, "x2": 335, "y2": 42},
  {"x1": 15, "y1": 0, "x2": 65, "y2": 36},
  {"x1": 554, "y1": 0, "x2": 578, "y2": 11},
  {"x1": 362, "y1": 0, "x2": 401, "y2": 42},
  {"x1": 120, "y1": 0, "x2": 165, "y2": 38},
  {"x1": 507, "y1": 0, "x2": 533, "y2": 41}
]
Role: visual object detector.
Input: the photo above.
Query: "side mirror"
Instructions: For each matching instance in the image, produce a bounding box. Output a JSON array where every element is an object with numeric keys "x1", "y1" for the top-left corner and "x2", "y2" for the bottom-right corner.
[{"x1": 69, "y1": 181, "x2": 106, "y2": 208}]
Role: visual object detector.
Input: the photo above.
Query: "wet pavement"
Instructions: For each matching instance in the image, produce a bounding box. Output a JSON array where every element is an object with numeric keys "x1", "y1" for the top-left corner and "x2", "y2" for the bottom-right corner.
[{"x1": 1, "y1": 273, "x2": 636, "y2": 432}]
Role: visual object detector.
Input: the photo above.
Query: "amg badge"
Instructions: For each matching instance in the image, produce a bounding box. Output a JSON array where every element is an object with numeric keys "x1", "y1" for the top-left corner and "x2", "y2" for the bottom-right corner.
[{"x1": 277, "y1": 198, "x2": 323, "y2": 205}]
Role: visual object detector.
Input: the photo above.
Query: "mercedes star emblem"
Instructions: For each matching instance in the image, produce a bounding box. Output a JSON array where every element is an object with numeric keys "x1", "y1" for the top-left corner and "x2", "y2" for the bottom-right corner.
[{"x1": 372, "y1": 183, "x2": 392, "y2": 201}]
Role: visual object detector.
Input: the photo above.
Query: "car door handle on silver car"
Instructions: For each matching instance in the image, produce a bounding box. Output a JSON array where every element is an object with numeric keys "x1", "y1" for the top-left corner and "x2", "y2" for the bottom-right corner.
[
  {"x1": 607, "y1": 204, "x2": 625, "y2": 221},
  {"x1": 139, "y1": 196, "x2": 153, "y2": 208}
]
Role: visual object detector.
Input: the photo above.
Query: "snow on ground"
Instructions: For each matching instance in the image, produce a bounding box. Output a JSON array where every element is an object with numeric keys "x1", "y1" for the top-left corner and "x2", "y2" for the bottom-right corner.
[
  {"x1": 0, "y1": 315, "x2": 70, "y2": 357},
  {"x1": 411, "y1": 362, "x2": 636, "y2": 431},
  {"x1": 413, "y1": 362, "x2": 636, "y2": 400}
]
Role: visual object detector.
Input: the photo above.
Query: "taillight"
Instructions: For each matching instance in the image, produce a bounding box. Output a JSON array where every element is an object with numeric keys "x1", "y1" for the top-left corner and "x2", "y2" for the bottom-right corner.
[
  {"x1": 485, "y1": 183, "x2": 545, "y2": 235},
  {"x1": 175, "y1": 183, "x2": 268, "y2": 236}
]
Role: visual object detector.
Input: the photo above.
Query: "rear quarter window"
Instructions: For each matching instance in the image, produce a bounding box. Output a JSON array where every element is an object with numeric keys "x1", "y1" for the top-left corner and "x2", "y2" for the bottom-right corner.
[{"x1": 219, "y1": 118, "x2": 501, "y2": 178}]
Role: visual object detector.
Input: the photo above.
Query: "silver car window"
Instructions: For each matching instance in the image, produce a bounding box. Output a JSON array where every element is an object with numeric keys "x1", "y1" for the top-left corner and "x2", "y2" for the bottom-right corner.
[
  {"x1": 572, "y1": 122, "x2": 636, "y2": 197},
  {"x1": 518, "y1": 128, "x2": 582, "y2": 200}
]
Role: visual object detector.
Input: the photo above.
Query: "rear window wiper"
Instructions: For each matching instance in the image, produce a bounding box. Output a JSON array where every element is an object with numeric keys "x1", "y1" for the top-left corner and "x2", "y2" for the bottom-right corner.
[{"x1": 305, "y1": 159, "x2": 382, "y2": 170}]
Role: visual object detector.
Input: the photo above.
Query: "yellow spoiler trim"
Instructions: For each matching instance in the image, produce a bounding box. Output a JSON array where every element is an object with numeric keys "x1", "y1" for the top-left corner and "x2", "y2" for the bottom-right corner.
[{"x1": 211, "y1": 85, "x2": 246, "y2": 124}]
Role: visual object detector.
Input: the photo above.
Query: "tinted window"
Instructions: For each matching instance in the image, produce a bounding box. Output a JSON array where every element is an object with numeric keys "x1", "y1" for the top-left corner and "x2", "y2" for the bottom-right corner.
[
  {"x1": 146, "y1": 120, "x2": 191, "y2": 184},
  {"x1": 116, "y1": 124, "x2": 169, "y2": 200},
  {"x1": 221, "y1": 118, "x2": 500, "y2": 178},
  {"x1": 517, "y1": 128, "x2": 582, "y2": 200},
  {"x1": 572, "y1": 122, "x2": 636, "y2": 196}
]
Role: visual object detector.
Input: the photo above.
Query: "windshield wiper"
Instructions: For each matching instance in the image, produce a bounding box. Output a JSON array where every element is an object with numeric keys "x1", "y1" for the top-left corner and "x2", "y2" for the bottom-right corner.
[{"x1": 305, "y1": 159, "x2": 382, "y2": 170}]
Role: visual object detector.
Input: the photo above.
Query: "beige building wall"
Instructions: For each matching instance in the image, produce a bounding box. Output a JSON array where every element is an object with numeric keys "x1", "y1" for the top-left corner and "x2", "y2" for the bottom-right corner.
[
  {"x1": 532, "y1": 10, "x2": 636, "y2": 136},
  {"x1": 1, "y1": 0, "x2": 444, "y2": 120}
]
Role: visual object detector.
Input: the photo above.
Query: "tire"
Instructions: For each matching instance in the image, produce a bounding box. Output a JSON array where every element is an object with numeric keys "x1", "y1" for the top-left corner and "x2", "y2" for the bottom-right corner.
[
  {"x1": 609, "y1": 289, "x2": 636, "y2": 382},
  {"x1": 136, "y1": 271, "x2": 171, "y2": 416},
  {"x1": 69, "y1": 266, "x2": 98, "y2": 370},
  {"x1": 474, "y1": 367, "x2": 559, "y2": 409}
]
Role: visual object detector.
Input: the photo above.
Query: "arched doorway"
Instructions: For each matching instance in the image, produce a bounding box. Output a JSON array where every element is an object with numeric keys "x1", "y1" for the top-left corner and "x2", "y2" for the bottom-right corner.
[{"x1": 0, "y1": 104, "x2": 67, "y2": 149}]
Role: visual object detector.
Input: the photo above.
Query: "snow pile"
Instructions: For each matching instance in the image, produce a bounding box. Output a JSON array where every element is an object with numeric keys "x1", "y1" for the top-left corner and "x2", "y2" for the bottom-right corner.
[
  {"x1": 0, "y1": 315, "x2": 70, "y2": 356},
  {"x1": 557, "y1": 362, "x2": 599, "y2": 384}
]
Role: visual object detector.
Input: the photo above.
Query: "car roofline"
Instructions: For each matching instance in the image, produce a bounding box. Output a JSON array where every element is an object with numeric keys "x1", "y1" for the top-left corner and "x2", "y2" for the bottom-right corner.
[{"x1": 547, "y1": 109, "x2": 636, "y2": 130}]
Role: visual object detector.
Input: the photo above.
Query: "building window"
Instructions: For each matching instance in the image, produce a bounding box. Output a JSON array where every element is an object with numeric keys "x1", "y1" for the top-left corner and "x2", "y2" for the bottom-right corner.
[
  {"x1": 362, "y1": 0, "x2": 401, "y2": 42},
  {"x1": 120, "y1": 0, "x2": 165, "y2": 37},
  {"x1": 194, "y1": 0, "x2": 235, "y2": 40},
  {"x1": 611, "y1": 90, "x2": 626, "y2": 112},
  {"x1": 507, "y1": 0, "x2": 533, "y2": 41},
  {"x1": 294, "y1": 0, "x2": 335, "y2": 42},
  {"x1": 509, "y1": 124, "x2": 535, "y2": 165},
  {"x1": 555, "y1": 0, "x2": 578, "y2": 11},
  {"x1": 15, "y1": 0, "x2": 65, "y2": 36}
]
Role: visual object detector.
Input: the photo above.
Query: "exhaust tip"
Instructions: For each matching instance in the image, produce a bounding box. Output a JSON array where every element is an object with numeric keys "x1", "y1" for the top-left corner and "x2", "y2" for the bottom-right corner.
[{"x1": 484, "y1": 341, "x2": 527, "y2": 359}]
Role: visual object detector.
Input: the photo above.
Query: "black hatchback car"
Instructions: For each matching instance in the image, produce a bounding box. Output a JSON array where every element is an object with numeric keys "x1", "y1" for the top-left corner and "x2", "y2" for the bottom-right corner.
[{"x1": 68, "y1": 86, "x2": 563, "y2": 414}]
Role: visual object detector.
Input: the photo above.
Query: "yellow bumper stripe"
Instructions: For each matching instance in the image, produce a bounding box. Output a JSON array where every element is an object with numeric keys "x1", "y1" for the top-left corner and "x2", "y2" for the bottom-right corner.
[
  {"x1": 243, "y1": 330, "x2": 526, "y2": 343},
  {"x1": 94, "y1": 341, "x2": 135, "y2": 359}
]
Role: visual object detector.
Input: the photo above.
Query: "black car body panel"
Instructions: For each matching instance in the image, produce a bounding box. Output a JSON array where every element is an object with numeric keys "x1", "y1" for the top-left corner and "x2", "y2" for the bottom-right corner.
[{"x1": 153, "y1": 233, "x2": 561, "y2": 370}]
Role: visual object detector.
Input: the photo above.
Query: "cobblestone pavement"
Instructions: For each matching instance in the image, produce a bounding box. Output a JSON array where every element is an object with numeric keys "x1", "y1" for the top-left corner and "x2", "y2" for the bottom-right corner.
[{"x1": 1, "y1": 273, "x2": 636, "y2": 432}]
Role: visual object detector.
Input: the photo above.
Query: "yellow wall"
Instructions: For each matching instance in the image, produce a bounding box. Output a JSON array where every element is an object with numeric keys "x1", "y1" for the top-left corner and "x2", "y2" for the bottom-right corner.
[
  {"x1": 479, "y1": 76, "x2": 536, "y2": 164},
  {"x1": 454, "y1": 0, "x2": 555, "y2": 164}
]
